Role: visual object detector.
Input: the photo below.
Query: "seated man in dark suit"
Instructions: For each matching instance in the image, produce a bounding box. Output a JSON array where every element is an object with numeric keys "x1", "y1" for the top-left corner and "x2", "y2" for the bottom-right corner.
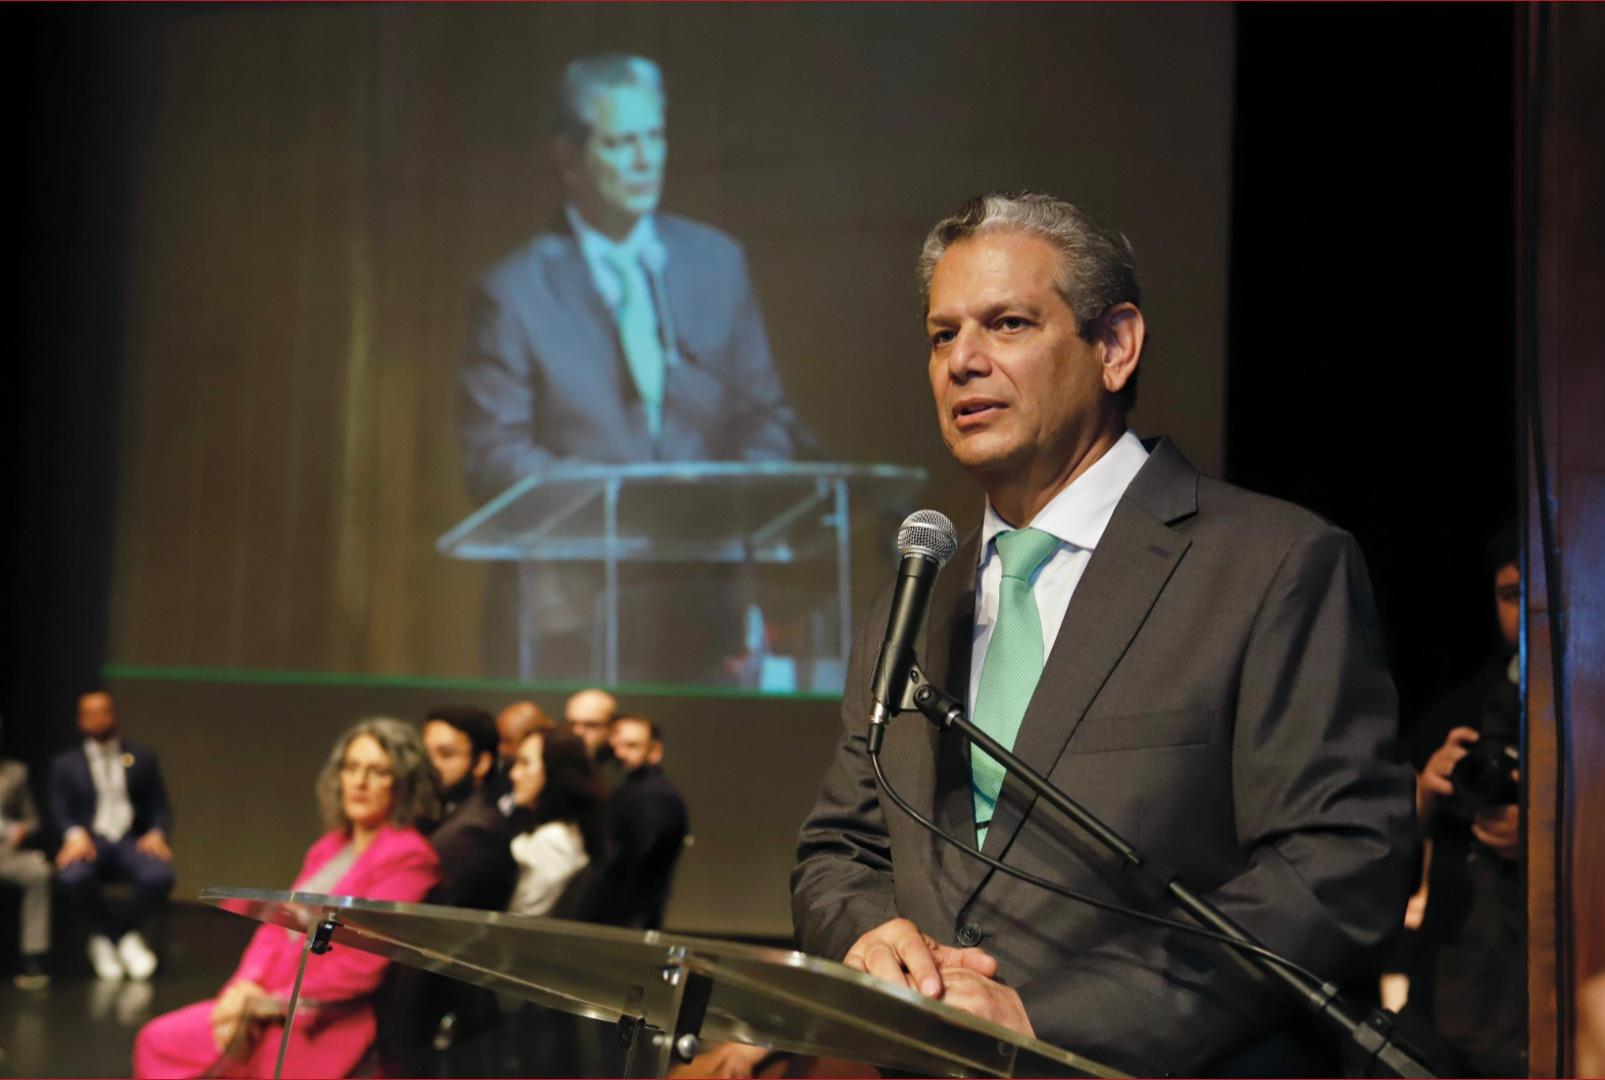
[
  {"x1": 421, "y1": 706, "x2": 517, "y2": 910},
  {"x1": 51, "y1": 691, "x2": 175, "y2": 981},
  {"x1": 457, "y1": 52, "x2": 803, "y2": 683},
  {"x1": 384, "y1": 706, "x2": 521, "y2": 1076},
  {"x1": 594, "y1": 714, "x2": 688, "y2": 929}
]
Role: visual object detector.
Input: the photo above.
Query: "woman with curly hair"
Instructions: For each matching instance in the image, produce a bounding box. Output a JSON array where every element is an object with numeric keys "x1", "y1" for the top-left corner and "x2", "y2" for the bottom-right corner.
[
  {"x1": 134, "y1": 718, "x2": 440, "y2": 1078},
  {"x1": 507, "y1": 727, "x2": 603, "y2": 917}
]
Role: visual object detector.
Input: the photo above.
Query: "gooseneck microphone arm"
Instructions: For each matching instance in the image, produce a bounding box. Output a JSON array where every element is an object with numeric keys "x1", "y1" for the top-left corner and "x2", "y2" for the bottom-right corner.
[{"x1": 868, "y1": 666, "x2": 1435, "y2": 1078}]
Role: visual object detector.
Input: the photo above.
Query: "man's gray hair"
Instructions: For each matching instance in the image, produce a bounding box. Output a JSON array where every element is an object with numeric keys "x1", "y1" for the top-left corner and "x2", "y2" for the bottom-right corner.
[
  {"x1": 917, "y1": 191, "x2": 1143, "y2": 410},
  {"x1": 315, "y1": 717, "x2": 439, "y2": 833},
  {"x1": 555, "y1": 53, "x2": 665, "y2": 144}
]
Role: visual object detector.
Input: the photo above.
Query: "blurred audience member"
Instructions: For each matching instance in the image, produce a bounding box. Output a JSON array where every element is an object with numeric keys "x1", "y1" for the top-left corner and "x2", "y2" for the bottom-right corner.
[
  {"x1": 507, "y1": 729, "x2": 602, "y2": 917},
  {"x1": 596, "y1": 714, "x2": 688, "y2": 929},
  {"x1": 565, "y1": 687, "x2": 621, "y2": 790},
  {"x1": 1, "y1": 712, "x2": 52, "y2": 989},
  {"x1": 488, "y1": 700, "x2": 552, "y2": 808},
  {"x1": 1401, "y1": 528, "x2": 1524, "y2": 1076},
  {"x1": 422, "y1": 706, "x2": 516, "y2": 910},
  {"x1": 133, "y1": 718, "x2": 439, "y2": 1079},
  {"x1": 51, "y1": 691, "x2": 174, "y2": 982}
]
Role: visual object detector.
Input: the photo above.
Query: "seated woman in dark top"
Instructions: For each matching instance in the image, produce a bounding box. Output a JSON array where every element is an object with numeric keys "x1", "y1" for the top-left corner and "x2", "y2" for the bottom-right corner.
[
  {"x1": 507, "y1": 728, "x2": 602, "y2": 917},
  {"x1": 134, "y1": 718, "x2": 440, "y2": 1079}
]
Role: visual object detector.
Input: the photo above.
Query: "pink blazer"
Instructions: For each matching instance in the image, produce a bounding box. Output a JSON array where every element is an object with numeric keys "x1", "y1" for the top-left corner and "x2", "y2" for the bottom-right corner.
[{"x1": 229, "y1": 824, "x2": 439, "y2": 1076}]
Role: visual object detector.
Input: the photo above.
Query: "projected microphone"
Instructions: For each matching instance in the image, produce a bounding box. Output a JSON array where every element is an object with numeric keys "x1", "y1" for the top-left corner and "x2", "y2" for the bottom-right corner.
[{"x1": 869, "y1": 510, "x2": 959, "y2": 733}]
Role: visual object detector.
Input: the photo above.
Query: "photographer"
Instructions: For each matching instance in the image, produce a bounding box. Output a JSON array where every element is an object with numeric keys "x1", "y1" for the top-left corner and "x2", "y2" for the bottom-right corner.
[{"x1": 1404, "y1": 527, "x2": 1524, "y2": 1076}]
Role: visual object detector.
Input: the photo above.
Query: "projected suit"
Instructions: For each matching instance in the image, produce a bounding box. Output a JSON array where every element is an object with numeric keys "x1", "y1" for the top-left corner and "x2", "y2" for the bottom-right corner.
[
  {"x1": 458, "y1": 212, "x2": 793, "y2": 504},
  {"x1": 455, "y1": 54, "x2": 800, "y2": 681},
  {"x1": 457, "y1": 214, "x2": 798, "y2": 679}
]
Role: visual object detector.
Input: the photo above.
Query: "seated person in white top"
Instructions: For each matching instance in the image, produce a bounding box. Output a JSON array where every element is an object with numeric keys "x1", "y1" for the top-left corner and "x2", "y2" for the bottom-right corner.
[{"x1": 507, "y1": 728, "x2": 602, "y2": 917}]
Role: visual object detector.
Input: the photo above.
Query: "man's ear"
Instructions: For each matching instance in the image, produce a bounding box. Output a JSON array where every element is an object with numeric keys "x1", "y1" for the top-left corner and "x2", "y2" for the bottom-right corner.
[
  {"x1": 649, "y1": 741, "x2": 664, "y2": 767},
  {"x1": 1098, "y1": 303, "x2": 1145, "y2": 396},
  {"x1": 473, "y1": 752, "x2": 494, "y2": 783}
]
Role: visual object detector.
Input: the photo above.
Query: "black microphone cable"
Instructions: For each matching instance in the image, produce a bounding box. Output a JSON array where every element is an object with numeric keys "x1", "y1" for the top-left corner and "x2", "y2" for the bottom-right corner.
[{"x1": 866, "y1": 748, "x2": 1330, "y2": 990}]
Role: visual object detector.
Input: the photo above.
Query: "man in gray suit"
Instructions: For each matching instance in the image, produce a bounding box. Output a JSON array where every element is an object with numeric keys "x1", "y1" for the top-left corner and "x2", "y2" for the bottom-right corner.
[
  {"x1": 1, "y1": 715, "x2": 52, "y2": 989},
  {"x1": 458, "y1": 53, "x2": 799, "y2": 680},
  {"x1": 791, "y1": 192, "x2": 1415, "y2": 1075}
]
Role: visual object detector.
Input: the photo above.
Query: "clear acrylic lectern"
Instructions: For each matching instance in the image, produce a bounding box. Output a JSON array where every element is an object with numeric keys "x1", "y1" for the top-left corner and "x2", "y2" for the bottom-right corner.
[
  {"x1": 436, "y1": 462, "x2": 927, "y2": 685},
  {"x1": 202, "y1": 887, "x2": 1121, "y2": 1080}
]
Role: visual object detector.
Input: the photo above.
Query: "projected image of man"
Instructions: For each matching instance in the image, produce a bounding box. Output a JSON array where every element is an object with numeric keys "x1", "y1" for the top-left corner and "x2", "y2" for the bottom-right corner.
[{"x1": 458, "y1": 53, "x2": 803, "y2": 681}]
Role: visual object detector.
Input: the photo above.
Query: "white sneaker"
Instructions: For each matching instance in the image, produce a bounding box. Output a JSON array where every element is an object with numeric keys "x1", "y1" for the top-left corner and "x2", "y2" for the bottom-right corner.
[
  {"x1": 118, "y1": 931, "x2": 158, "y2": 981},
  {"x1": 88, "y1": 934, "x2": 125, "y2": 981}
]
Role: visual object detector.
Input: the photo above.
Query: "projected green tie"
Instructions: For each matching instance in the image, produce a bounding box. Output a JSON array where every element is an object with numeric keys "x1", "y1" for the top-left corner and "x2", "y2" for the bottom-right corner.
[
  {"x1": 972, "y1": 526, "x2": 1061, "y2": 848},
  {"x1": 605, "y1": 248, "x2": 666, "y2": 438}
]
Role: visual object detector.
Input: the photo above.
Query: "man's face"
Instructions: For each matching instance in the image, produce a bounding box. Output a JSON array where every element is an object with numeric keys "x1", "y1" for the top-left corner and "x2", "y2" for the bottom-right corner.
[
  {"x1": 565, "y1": 85, "x2": 666, "y2": 235},
  {"x1": 925, "y1": 232, "x2": 1112, "y2": 493},
  {"x1": 423, "y1": 720, "x2": 478, "y2": 793},
  {"x1": 77, "y1": 693, "x2": 117, "y2": 741},
  {"x1": 565, "y1": 691, "x2": 615, "y2": 758},
  {"x1": 1495, "y1": 561, "x2": 1520, "y2": 649},
  {"x1": 496, "y1": 705, "x2": 538, "y2": 763},
  {"x1": 609, "y1": 718, "x2": 661, "y2": 774}
]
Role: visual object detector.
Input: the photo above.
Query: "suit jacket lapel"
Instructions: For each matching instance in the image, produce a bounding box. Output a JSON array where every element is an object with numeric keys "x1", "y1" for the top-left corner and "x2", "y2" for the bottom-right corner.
[
  {"x1": 540, "y1": 225, "x2": 657, "y2": 461},
  {"x1": 919, "y1": 531, "x2": 986, "y2": 913},
  {"x1": 963, "y1": 439, "x2": 1199, "y2": 905}
]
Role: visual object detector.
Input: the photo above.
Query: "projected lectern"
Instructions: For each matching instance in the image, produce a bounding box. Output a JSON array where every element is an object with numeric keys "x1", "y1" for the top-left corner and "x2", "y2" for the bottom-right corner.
[
  {"x1": 436, "y1": 461, "x2": 927, "y2": 686},
  {"x1": 203, "y1": 887, "x2": 1121, "y2": 1080}
]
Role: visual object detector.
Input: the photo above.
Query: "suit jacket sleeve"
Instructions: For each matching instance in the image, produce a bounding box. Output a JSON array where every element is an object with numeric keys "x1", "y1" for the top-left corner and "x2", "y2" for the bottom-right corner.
[
  {"x1": 1011, "y1": 526, "x2": 1413, "y2": 1074},
  {"x1": 3, "y1": 763, "x2": 41, "y2": 836},
  {"x1": 139, "y1": 750, "x2": 175, "y2": 837},
  {"x1": 791, "y1": 587, "x2": 902, "y2": 959},
  {"x1": 49, "y1": 754, "x2": 91, "y2": 837},
  {"x1": 457, "y1": 278, "x2": 564, "y2": 504}
]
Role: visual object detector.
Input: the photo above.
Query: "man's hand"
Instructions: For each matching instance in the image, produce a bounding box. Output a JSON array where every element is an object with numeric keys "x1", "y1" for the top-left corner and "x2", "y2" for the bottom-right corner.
[
  {"x1": 672, "y1": 1041, "x2": 773, "y2": 1079},
  {"x1": 843, "y1": 917, "x2": 998, "y2": 998},
  {"x1": 136, "y1": 828, "x2": 173, "y2": 862},
  {"x1": 1416, "y1": 726, "x2": 1480, "y2": 823},
  {"x1": 55, "y1": 828, "x2": 96, "y2": 869},
  {"x1": 1472, "y1": 801, "x2": 1521, "y2": 859},
  {"x1": 938, "y1": 966, "x2": 1035, "y2": 1038}
]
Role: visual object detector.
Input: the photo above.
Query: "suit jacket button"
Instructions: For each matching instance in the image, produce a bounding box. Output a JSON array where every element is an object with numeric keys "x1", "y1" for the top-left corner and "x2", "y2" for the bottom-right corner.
[{"x1": 956, "y1": 923, "x2": 982, "y2": 948}]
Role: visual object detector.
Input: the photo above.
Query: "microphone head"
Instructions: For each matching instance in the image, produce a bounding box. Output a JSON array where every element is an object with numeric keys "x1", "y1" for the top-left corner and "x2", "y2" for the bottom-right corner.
[{"x1": 897, "y1": 510, "x2": 959, "y2": 567}]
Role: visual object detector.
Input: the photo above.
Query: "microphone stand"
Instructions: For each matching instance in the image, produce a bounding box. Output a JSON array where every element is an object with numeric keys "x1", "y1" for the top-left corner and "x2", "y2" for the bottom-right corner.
[{"x1": 868, "y1": 664, "x2": 1436, "y2": 1079}]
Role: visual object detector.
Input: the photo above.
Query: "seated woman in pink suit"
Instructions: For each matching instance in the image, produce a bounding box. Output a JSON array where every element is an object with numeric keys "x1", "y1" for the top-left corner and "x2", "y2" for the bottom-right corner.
[{"x1": 134, "y1": 718, "x2": 441, "y2": 1079}]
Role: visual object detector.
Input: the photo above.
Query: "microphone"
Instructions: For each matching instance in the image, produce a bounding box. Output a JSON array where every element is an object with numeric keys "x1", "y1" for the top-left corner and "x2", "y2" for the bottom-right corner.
[{"x1": 869, "y1": 510, "x2": 959, "y2": 730}]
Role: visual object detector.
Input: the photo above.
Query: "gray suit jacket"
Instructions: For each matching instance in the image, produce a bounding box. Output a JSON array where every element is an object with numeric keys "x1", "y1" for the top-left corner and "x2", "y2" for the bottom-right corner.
[
  {"x1": 1, "y1": 758, "x2": 41, "y2": 847},
  {"x1": 458, "y1": 213, "x2": 795, "y2": 505},
  {"x1": 791, "y1": 439, "x2": 1415, "y2": 1076}
]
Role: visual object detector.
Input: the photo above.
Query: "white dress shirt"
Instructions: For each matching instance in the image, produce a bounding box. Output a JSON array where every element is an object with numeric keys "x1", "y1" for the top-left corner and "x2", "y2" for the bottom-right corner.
[
  {"x1": 968, "y1": 430, "x2": 1150, "y2": 718},
  {"x1": 84, "y1": 737, "x2": 134, "y2": 842},
  {"x1": 564, "y1": 204, "x2": 668, "y2": 318}
]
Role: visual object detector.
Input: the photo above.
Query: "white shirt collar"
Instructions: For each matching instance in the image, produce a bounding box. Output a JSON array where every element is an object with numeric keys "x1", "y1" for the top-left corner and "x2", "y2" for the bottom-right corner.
[
  {"x1": 84, "y1": 736, "x2": 122, "y2": 760},
  {"x1": 979, "y1": 429, "x2": 1150, "y2": 564},
  {"x1": 564, "y1": 204, "x2": 665, "y2": 307}
]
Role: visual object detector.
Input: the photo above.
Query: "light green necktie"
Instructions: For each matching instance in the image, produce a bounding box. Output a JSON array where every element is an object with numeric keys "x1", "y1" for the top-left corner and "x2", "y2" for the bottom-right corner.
[
  {"x1": 971, "y1": 526, "x2": 1061, "y2": 847},
  {"x1": 604, "y1": 248, "x2": 666, "y2": 438}
]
